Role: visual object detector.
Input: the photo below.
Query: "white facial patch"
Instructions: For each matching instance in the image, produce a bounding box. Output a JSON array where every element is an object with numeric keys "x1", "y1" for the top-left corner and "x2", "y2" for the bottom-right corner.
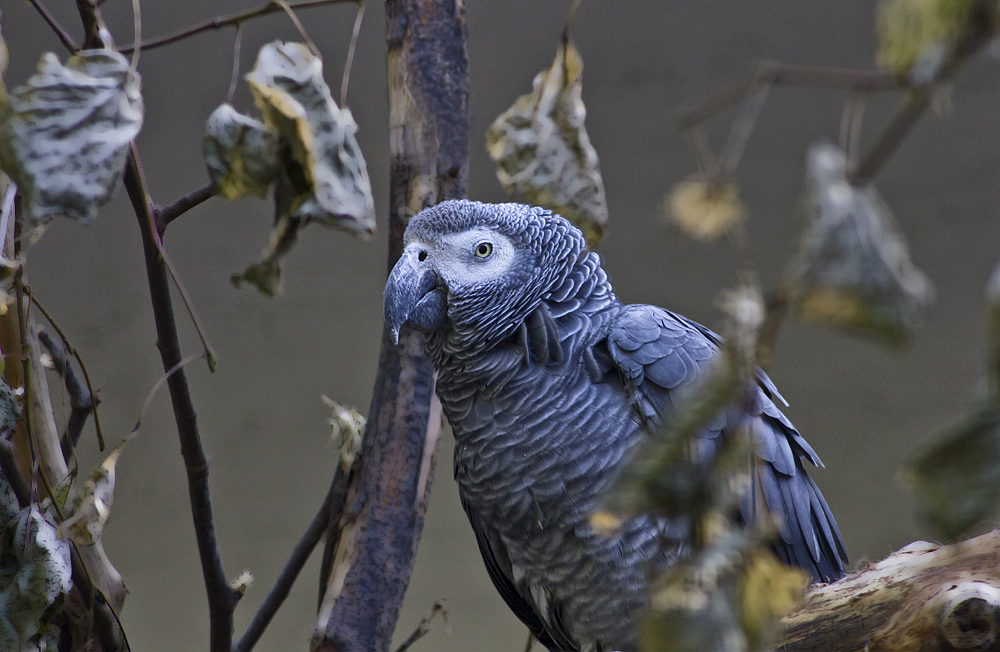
[{"x1": 436, "y1": 228, "x2": 516, "y2": 284}]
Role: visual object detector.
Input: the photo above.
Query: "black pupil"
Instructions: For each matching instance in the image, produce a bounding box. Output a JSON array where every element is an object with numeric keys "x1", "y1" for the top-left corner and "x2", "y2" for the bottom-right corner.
[{"x1": 477, "y1": 244, "x2": 490, "y2": 256}]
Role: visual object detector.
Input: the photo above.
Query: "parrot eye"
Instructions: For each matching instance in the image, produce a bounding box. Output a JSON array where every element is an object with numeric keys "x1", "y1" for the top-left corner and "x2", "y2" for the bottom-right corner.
[{"x1": 474, "y1": 242, "x2": 493, "y2": 258}]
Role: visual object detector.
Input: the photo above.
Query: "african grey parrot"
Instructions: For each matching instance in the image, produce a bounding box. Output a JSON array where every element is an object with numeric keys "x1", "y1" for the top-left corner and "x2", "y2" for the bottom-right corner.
[{"x1": 384, "y1": 200, "x2": 847, "y2": 651}]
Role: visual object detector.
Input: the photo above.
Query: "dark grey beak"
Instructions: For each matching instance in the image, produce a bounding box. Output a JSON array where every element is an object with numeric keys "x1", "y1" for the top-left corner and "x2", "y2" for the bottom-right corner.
[{"x1": 384, "y1": 251, "x2": 447, "y2": 344}]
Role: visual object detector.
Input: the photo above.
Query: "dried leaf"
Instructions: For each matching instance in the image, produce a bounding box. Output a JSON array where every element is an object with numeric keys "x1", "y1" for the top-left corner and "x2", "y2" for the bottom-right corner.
[
  {"x1": 322, "y1": 394, "x2": 366, "y2": 473},
  {"x1": 0, "y1": 375, "x2": 21, "y2": 433},
  {"x1": 642, "y1": 529, "x2": 806, "y2": 652},
  {"x1": 876, "y1": 0, "x2": 981, "y2": 84},
  {"x1": 0, "y1": 49, "x2": 143, "y2": 224},
  {"x1": 485, "y1": 41, "x2": 608, "y2": 247},
  {"x1": 203, "y1": 103, "x2": 280, "y2": 200},
  {"x1": 0, "y1": 506, "x2": 73, "y2": 648},
  {"x1": 57, "y1": 438, "x2": 127, "y2": 545},
  {"x1": 231, "y1": 213, "x2": 302, "y2": 296},
  {"x1": 246, "y1": 41, "x2": 375, "y2": 236},
  {"x1": 787, "y1": 143, "x2": 934, "y2": 344},
  {"x1": 666, "y1": 179, "x2": 747, "y2": 242},
  {"x1": 901, "y1": 405, "x2": 1000, "y2": 541}
]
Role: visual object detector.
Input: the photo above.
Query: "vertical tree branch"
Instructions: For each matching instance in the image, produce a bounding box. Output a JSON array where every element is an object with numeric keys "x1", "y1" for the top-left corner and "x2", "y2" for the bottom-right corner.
[
  {"x1": 122, "y1": 148, "x2": 240, "y2": 652},
  {"x1": 311, "y1": 1, "x2": 468, "y2": 650}
]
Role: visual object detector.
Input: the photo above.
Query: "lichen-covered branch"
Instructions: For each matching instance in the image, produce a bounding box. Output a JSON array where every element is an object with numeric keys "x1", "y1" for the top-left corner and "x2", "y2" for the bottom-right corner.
[
  {"x1": 311, "y1": 1, "x2": 468, "y2": 650},
  {"x1": 779, "y1": 529, "x2": 1000, "y2": 651}
]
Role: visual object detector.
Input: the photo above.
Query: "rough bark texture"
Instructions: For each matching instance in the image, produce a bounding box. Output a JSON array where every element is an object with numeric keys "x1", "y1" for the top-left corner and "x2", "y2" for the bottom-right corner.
[
  {"x1": 311, "y1": 2, "x2": 469, "y2": 651},
  {"x1": 779, "y1": 529, "x2": 1000, "y2": 652}
]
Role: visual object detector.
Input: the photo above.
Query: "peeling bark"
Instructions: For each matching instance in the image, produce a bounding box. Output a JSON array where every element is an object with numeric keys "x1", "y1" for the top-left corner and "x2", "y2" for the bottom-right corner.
[
  {"x1": 779, "y1": 529, "x2": 1000, "y2": 651},
  {"x1": 311, "y1": 2, "x2": 468, "y2": 650}
]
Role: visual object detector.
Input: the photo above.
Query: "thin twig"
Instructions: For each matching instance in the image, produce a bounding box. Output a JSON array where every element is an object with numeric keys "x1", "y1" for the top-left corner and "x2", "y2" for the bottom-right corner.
[
  {"x1": 118, "y1": 0, "x2": 356, "y2": 54},
  {"x1": 227, "y1": 25, "x2": 244, "y2": 105},
  {"x1": 128, "y1": 0, "x2": 142, "y2": 70},
  {"x1": 123, "y1": 147, "x2": 239, "y2": 652},
  {"x1": 848, "y1": 90, "x2": 929, "y2": 184},
  {"x1": 274, "y1": 0, "x2": 321, "y2": 58},
  {"x1": 127, "y1": 147, "x2": 218, "y2": 371},
  {"x1": 155, "y1": 183, "x2": 217, "y2": 233},
  {"x1": 131, "y1": 353, "x2": 204, "y2": 435},
  {"x1": 676, "y1": 63, "x2": 901, "y2": 130},
  {"x1": 522, "y1": 631, "x2": 535, "y2": 652},
  {"x1": 0, "y1": 439, "x2": 30, "y2": 508},
  {"x1": 23, "y1": 288, "x2": 106, "y2": 451},
  {"x1": 340, "y1": 0, "x2": 366, "y2": 108},
  {"x1": 561, "y1": 0, "x2": 584, "y2": 44},
  {"x1": 28, "y1": 0, "x2": 79, "y2": 53},
  {"x1": 392, "y1": 601, "x2": 447, "y2": 652},
  {"x1": 37, "y1": 329, "x2": 94, "y2": 462},
  {"x1": 234, "y1": 485, "x2": 334, "y2": 652}
]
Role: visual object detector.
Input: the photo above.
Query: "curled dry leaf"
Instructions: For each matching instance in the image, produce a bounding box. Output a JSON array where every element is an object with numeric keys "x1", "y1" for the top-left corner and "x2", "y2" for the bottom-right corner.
[
  {"x1": 876, "y1": 0, "x2": 982, "y2": 84},
  {"x1": 0, "y1": 506, "x2": 73, "y2": 649},
  {"x1": 0, "y1": 49, "x2": 143, "y2": 224},
  {"x1": 666, "y1": 179, "x2": 747, "y2": 242},
  {"x1": 642, "y1": 529, "x2": 807, "y2": 652},
  {"x1": 246, "y1": 41, "x2": 375, "y2": 234},
  {"x1": 486, "y1": 41, "x2": 608, "y2": 247},
  {"x1": 786, "y1": 143, "x2": 934, "y2": 344},
  {"x1": 57, "y1": 438, "x2": 127, "y2": 545},
  {"x1": 233, "y1": 41, "x2": 376, "y2": 295},
  {"x1": 322, "y1": 394, "x2": 366, "y2": 473},
  {"x1": 203, "y1": 103, "x2": 280, "y2": 200},
  {"x1": 901, "y1": 405, "x2": 1000, "y2": 541}
]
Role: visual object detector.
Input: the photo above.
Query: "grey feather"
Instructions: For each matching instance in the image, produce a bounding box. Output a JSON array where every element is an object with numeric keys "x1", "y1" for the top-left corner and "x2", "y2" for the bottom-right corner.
[{"x1": 385, "y1": 200, "x2": 847, "y2": 651}]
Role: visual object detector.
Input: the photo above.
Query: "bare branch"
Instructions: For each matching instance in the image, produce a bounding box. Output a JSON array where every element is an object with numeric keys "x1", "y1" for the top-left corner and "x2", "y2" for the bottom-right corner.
[
  {"x1": 36, "y1": 328, "x2": 95, "y2": 462},
  {"x1": 118, "y1": 0, "x2": 357, "y2": 54},
  {"x1": 676, "y1": 63, "x2": 901, "y2": 130},
  {"x1": 234, "y1": 485, "x2": 334, "y2": 652},
  {"x1": 27, "y1": 0, "x2": 79, "y2": 53},
  {"x1": 155, "y1": 183, "x2": 217, "y2": 233},
  {"x1": 340, "y1": 0, "x2": 366, "y2": 107},
  {"x1": 392, "y1": 601, "x2": 447, "y2": 652},
  {"x1": 25, "y1": 287, "x2": 106, "y2": 451},
  {"x1": 123, "y1": 147, "x2": 239, "y2": 652}
]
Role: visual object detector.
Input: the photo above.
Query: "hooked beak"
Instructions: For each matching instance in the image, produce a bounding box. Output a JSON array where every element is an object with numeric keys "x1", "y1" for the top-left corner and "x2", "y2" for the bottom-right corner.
[{"x1": 384, "y1": 251, "x2": 447, "y2": 345}]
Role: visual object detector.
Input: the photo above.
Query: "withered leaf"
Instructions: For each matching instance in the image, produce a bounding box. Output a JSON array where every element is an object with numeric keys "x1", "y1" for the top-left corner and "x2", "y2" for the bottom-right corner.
[
  {"x1": 203, "y1": 103, "x2": 280, "y2": 200},
  {"x1": 0, "y1": 49, "x2": 143, "y2": 224},
  {"x1": 246, "y1": 41, "x2": 375, "y2": 236},
  {"x1": 0, "y1": 506, "x2": 73, "y2": 649},
  {"x1": 58, "y1": 438, "x2": 127, "y2": 545},
  {"x1": 787, "y1": 143, "x2": 934, "y2": 344},
  {"x1": 901, "y1": 405, "x2": 1000, "y2": 541},
  {"x1": 230, "y1": 212, "x2": 302, "y2": 297},
  {"x1": 666, "y1": 179, "x2": 747, "y2": 242},
  {"x1": 486, "y1": 41, "x2": 608, "y2": 247}
]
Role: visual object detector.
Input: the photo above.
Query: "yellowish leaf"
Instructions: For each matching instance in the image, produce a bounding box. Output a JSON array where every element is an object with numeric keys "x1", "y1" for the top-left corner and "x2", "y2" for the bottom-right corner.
[
  {"x1": 485, "y1": 41, "x2": 608, "y2": 247},
  {"x1": 666, "y1": 179, "x2": 746, "y2": 241},
  {"x1": 58, "y1": 438, "x2": 127, "y2": 545},
  {"x1": 876, "y1": 0, "x2": 978, "y2": 83}
]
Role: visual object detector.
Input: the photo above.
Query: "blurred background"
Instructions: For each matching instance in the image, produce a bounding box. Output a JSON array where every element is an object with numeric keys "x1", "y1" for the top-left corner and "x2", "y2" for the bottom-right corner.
[{"x1": 2, "y1": 0, "x2": 998, "y2": 649}]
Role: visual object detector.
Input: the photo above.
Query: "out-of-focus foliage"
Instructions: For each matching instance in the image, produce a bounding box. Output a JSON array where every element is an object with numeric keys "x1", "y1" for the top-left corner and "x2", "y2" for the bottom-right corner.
[
  {"x1": 227, "y1": 41, "x2": 376, "y2": 295},
  {"x1": 786, "y1": 142, "x2": 934, "y2": 345},
  {"x1": 0, "y1": 49, "x2": 142, "y2": 225},
  {"x1": 665, "y1": 179, "x2": 747, "y2": 242},
  {"x1": 902, "y1": 263, "x2": 1000, "y2": 541},
  {"x1": 57, "y1": 438, "x2": 127, "y2": 546},
  {"x1": 902, "y1": 406, "x2": 1000, "y2": 541},
  {"x1": 876, "y1": 0, "x2": 992, "y2": 84},
  {"x1": 203, "y1": 103, "x2": 280, "y2": 200},
  {"x1": 486, "y1": 41, "x2": 608, "y2": 247},
  {"x1": 642, "y1": 527, "x2": 808, "y2": 652},
  {"x1": 0, "y1": 506, "x2": 73, "y2": 652},
  {"x1": 597, "y1": 286, "x2": 763, "y2": 525}
]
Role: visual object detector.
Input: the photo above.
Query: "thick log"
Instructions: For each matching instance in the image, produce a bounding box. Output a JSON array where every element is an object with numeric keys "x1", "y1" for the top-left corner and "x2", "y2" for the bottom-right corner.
[
  {"x1": 779, "y1": 529, "x2": 1000, "y2": 651},
  {"x1": 311, "y1": 1, "x2": 469, "y2": 651}
]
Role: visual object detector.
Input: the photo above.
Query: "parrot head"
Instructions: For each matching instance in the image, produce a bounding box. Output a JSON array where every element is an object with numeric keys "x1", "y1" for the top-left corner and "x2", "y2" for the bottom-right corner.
[{"x1": 384, "y1": 200, "x2": 587, "y2": 347}]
